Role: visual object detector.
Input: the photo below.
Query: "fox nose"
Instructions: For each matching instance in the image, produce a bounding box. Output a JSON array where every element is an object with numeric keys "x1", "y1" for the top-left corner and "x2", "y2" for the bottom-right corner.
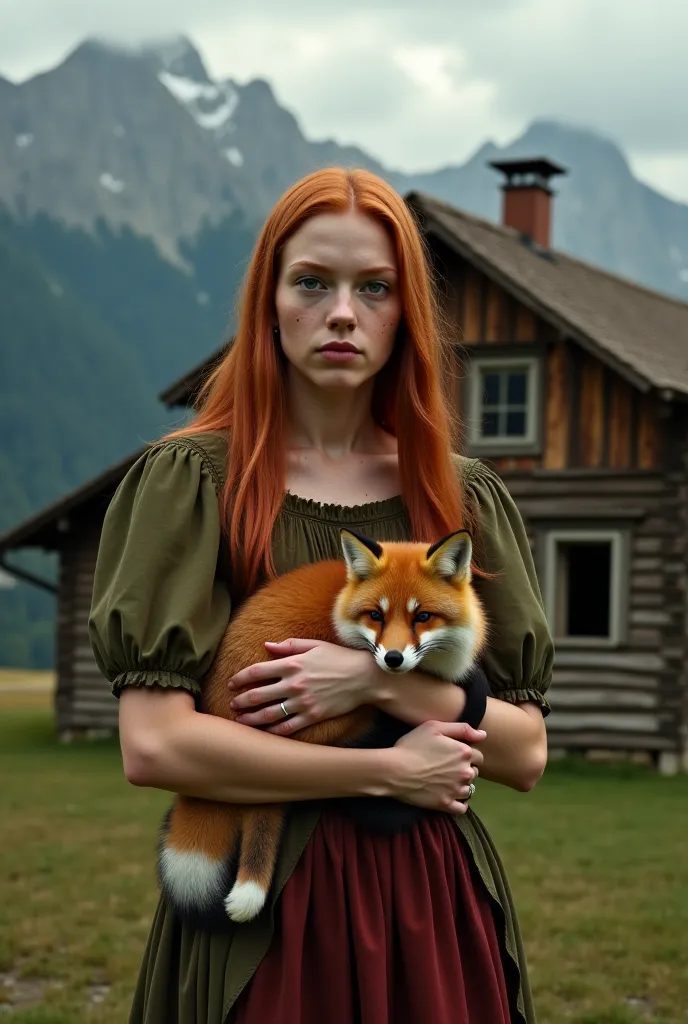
[{"x1": 384, "y1": 650, "x2": 404, "y2": 670}]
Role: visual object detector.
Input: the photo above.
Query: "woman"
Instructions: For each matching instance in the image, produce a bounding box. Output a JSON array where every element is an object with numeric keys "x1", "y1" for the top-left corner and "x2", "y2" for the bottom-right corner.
[{"x1": 89, "y1": 167, "x2": 553, "y2": 1024}]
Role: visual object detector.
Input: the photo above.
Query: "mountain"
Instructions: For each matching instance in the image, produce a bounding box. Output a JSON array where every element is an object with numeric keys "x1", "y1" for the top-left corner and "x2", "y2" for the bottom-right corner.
[{"x1": 2, "y1": 35, "x2": 688, "y2": 301}]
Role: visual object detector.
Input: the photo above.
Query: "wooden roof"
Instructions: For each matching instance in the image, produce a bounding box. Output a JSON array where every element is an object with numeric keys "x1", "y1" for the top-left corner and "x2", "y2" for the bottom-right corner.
[
  {"x1": 0, "y1": 448, "x2": 143, "y2": 554},
  {"x1": 408, "y1": 191, "x2": 688, "y2": 396},
  {"x1": 158, "y1": 343, "x2": 230, "y2": 408}
]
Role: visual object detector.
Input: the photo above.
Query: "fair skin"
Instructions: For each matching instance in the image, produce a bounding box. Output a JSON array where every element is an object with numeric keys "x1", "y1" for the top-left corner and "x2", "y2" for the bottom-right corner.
[{"x1": 120, "y1": 208, "x2": 547, "y2": 807}]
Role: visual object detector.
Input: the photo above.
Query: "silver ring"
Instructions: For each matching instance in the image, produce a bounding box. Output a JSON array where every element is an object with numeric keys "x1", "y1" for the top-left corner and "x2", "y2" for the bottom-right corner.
[
  {"x1": 465, "y1": 782, "x2": 476, "y2": 801},
  {"x1": 280, "y1": 701, "x2": 289, "y2": 719}
]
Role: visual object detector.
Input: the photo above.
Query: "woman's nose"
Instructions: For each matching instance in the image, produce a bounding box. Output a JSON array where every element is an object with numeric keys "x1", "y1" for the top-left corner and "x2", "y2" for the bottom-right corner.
[{"x1": 326, "y1": 289, "x2": 357, "y2": 331}]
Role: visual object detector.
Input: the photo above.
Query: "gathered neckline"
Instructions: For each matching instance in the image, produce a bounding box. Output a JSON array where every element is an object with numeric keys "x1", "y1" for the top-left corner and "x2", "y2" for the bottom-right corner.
[{"x1": 282, "y1": 490, "x2": 406, "y2": 524}]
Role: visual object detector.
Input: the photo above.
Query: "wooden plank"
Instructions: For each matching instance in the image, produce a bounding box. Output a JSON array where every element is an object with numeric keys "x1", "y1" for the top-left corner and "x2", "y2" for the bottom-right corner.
[
  {"x1": 491, "y1": 456, "x2": 539, "y2": 473},
  {"x1": 547, "y1": 731, "x2": 674, "y2": 751},
  {"x1": 631, "y1": 573, "x2": 664, "y2": 591},
  {"x1": 553, "y1": 650, "x2": 664, "y2": 672},
  {"x1": 630, "y1": 592, "x2": 664, "y2": 608},
  {"x1": 549, "y1": 690, "x2": 658, "y2": 709},
  {"x1": 629, "y1": 610, "x2": 672, "y2": 626},
  {"x1": 631, "y1": 557, "x2": 663, "y2": 572},
  {"x1": 504, "y1": 474, "x2": 664, "y2": 497},
  {"x1": 608, "y1": 376, "x2": 633, "y2": 468},
  {"x1": 546, "y1": 711, "x2": 660, "y2": 732},
  {"x1": 462, "y1": 266, "x2": 481, "y2": 341},
  {"x1": 514, "y1": 303, "x2": 535, "y2": 341},
  {"x1": 629, "y1": 388, "x2": 639, "y2": 466},
  {"x1": 516, "y1": 498, "x2": 647, "y2": 519},
  {"x1": 552, "y1": 670, "x2": 659, "y2": 690},
  {"x1": 485, "y1": 280, "x2": 502, "y2": 342},
  {"x1": 72, "y1": 699, "x2": 118, "y2": 714},
  {"x1": 638, "y1": 393, "x2": 659, "y2": 469},
  {"x1": 578, "y1": 357, "x2": 605, "y2": 467},
  {"x1": 601, "y1": 366, "x2": 612, "y2": 467},
  {"x1": 478, "y1": 272, "x2": 488, "y2": 342},
  {"x1": 633, "y1": 537, "x2": 663, "y2": 554},
  {"x1": 543, "y1": 340, "x2": 569, "y2": 469},
  {"x1": 505, "y1": 294, "x2": 517, "y2": 342},
  {"x1": 567, "y1": 344, "x2": 582, "y2": 466},
  {"x1": 628, "y1": 628, "x2": 663, "y2": 648}
]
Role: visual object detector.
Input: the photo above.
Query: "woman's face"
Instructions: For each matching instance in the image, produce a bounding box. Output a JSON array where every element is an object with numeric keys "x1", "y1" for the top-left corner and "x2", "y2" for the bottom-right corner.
[{"x1": 274, "y1": 209, "x2": 403, "y2": 393}]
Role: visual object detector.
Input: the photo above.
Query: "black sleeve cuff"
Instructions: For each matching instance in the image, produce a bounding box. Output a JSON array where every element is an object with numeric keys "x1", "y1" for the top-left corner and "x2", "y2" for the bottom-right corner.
[{"x1": 457, "y1": 662, "x2": 492, "y2": 729}]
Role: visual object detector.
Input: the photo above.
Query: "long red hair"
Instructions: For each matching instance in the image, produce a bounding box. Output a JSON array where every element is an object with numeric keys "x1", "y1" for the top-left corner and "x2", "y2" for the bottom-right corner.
[{"x1": 168, "y1": 168, "x2": 467, "y2": 594}]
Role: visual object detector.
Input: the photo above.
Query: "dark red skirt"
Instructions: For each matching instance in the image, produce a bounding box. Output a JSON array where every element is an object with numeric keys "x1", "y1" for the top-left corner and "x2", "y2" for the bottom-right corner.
[{"x1": 232, "y1": 808, "x2": 513, "y2": 1024}]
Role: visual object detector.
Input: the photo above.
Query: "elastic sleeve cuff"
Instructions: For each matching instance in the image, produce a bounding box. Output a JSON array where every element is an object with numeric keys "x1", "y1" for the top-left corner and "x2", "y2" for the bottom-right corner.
[
  {"x1": 111, "y1": 670, "x2": 202, "y2": 700},
  {"x1": 493, "y1": 687, "x2": 552, "y2": 717}
]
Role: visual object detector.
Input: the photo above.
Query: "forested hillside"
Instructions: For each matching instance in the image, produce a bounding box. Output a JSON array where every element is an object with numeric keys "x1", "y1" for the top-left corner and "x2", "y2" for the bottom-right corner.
[{"x1": 0, "y1": 206, "x2": 255, "y2": 665}]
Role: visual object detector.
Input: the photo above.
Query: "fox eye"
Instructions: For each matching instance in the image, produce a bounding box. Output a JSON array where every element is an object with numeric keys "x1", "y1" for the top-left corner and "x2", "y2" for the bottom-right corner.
[
  {"x1": 368, "y1": 609, "x2": 384, "y2": 622},
  {"x1": 415, "y1": 611, "x2": 432, "y2": 623}
]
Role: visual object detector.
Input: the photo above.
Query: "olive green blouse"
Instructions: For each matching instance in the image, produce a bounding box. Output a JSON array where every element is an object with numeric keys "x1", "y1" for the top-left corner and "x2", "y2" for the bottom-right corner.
[{"x1": 89, "y1": 431, "x2": 554, "y2": 1024}]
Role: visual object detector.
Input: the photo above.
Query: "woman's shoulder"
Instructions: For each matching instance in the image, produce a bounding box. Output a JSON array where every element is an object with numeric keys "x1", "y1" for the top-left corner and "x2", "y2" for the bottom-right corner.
[
  {"x1": 145, "y1": 430, "x2": 229, "y2": 490},
  {"x1": 450, "y1": 452, "x2": 481, "y2": 484}
]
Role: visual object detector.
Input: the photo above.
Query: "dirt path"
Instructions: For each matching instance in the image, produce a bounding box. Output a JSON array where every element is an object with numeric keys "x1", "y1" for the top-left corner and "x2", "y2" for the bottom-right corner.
[{"x1": 0, "y1": 669, "x2": 55, "y2": 692}]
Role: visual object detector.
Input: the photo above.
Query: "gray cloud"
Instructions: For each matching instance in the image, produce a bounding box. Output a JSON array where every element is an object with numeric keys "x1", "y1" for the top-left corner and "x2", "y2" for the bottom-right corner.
[{"x1": 0, "y1": 0, "x2": 686, "y2": 199}]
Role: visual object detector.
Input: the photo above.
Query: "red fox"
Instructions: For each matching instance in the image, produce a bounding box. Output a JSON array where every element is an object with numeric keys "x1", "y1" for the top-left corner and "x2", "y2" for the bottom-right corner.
[{"x1": 158, "y1": 527, "x2": 486, "y2": 927}]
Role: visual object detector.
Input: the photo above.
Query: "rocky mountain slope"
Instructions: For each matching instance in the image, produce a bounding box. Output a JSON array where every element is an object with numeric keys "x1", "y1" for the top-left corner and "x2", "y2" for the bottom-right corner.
[{"x1": 2, "y1": 35, "x2": 687, "y2": 299}]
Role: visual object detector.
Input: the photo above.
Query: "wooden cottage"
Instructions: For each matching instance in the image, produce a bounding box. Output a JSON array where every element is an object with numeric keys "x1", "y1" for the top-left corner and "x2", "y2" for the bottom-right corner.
[{"x1": 2, "y1": 156, "x2": 687, "y2": 771}]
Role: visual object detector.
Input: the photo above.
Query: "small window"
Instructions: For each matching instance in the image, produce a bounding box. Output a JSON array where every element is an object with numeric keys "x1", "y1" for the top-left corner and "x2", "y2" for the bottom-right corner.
[
  {"x1": 544, "y1": 531, "x2": 627, "y2": 646},
  {"x1": 467, "y1": 356, "x2": 540, "y2": 449}
]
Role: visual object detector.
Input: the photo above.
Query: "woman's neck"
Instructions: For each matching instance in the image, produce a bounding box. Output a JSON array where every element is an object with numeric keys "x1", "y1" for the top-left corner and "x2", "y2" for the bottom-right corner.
[{"x1": 285, "y1": 371, "x2": 392, "y2": 458}]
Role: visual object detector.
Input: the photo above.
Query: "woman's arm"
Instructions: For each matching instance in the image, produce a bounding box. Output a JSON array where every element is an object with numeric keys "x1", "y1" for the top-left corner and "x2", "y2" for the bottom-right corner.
[
  {"x1": 370, "y1": 668, "x2": 547, "y2": 792},
  {"x1": 119, "y1": 686, "x2": 485, "y2": 815},
  {"x1": 229, "y1": 640, "x2": 547, "y2": 794}
]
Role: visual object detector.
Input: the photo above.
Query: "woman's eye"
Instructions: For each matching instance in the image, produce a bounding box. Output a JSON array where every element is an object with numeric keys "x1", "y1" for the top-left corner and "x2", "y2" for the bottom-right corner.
[
  {"x1": 362, "y1": 281, "x2": 389, "y2": 296},
  {"x1": 297, "y1": 277, "x2": 323, "y2": 291},
  {"x1": 415, "y1": 612, "x2": 432, "y2": 623},
  {"x1": 369, "y1": 610, "x2": 384, "y2": 622}
]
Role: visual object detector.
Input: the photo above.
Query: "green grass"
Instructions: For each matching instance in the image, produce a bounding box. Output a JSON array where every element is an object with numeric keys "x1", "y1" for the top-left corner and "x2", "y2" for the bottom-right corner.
[{"x1": 1, "y1": 694, "x2": 687, "y2": 1023}]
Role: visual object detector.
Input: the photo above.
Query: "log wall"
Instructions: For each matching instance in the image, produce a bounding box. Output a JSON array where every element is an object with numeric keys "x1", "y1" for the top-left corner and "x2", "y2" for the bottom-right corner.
[
  {"x1": 56, "y1": 518, "x2": 118, "y2": 738},
  {"x1": 501, "y1": 447, "x2": 688, "y2": 763}
]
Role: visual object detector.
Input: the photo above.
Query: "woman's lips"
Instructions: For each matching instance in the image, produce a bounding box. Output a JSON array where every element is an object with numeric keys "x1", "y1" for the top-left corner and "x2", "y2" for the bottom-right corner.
[{"x1": 318, "y1": 341, "x2": 361, "y2": 362}]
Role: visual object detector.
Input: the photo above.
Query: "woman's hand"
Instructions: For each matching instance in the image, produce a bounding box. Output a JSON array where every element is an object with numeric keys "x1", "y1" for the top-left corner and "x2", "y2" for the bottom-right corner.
[
  {"x1": 389, "y1": 720, "x2": 485, "y2": 815},
  {"x1": 227, "y1": 638, "x2": 379, "y2": 735}
]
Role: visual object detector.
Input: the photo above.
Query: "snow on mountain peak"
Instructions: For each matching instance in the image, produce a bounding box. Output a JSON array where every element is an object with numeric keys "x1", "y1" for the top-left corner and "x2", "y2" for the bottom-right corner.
[{"x1": 157, "y1": 71, "x2": 239, "y2": 138}]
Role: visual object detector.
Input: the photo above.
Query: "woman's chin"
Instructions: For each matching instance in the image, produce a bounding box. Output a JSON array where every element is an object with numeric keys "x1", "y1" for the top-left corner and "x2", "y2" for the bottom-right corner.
[{"x1": 293, "y1": 364, "x2": 377, "y2": 393}]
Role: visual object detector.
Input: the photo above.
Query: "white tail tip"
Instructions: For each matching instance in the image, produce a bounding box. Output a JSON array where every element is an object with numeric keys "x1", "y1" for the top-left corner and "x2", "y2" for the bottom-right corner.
[
  {"x1": 224, "y1": 880, "x2": 267, "y2": 923},
  {"x1": 159, "y1": 848, "x2": 225, "y2": 910}
]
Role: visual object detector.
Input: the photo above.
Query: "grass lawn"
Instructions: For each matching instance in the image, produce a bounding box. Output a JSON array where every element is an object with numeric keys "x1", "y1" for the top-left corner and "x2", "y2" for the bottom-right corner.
[{"x1": 1, "y1": 687, "x2": 687, "y2": 1024}]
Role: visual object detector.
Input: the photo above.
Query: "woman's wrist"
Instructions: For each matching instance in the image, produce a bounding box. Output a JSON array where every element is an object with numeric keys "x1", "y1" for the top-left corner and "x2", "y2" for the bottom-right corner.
[{"x1": 367, "y1": 664, "x2": 467, "y2": 727}]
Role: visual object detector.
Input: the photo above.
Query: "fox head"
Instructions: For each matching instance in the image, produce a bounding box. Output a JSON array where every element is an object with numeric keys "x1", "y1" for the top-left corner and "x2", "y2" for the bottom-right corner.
[{"x1": 332, "y1": 528, "x2": 486, "y2": 683}]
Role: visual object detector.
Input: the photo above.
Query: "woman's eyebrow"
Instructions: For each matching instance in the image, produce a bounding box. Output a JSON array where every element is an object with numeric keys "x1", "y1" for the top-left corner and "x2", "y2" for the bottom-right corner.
[{"x1": 287, "y1": 260, "x2": 397, "y2": 275}]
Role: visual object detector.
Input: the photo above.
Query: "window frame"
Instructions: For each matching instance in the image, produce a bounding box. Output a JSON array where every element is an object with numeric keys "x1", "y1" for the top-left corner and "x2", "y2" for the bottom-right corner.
[
  {"x1": 542, "y1": 528, "x2": 630, "y2": 648},
  {"x1": 465, "y1": 353, "x2": 542, "y2": 455}
]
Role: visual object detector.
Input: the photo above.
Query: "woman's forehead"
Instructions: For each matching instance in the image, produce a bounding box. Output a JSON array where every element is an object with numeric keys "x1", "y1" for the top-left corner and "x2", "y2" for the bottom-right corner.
[{"x1": 282, "y1": 210, "x2": 397, "y2": 270}]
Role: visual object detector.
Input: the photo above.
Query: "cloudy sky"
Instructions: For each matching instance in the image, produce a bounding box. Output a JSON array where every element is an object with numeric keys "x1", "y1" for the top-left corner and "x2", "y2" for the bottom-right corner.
[{"x1": 1, "y1": 0, "x2": 687, "y2": 202}]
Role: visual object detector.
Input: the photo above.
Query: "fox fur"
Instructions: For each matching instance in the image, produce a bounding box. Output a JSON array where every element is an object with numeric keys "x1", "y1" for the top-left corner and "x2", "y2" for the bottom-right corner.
[{"x1": 158, "y1": 528, "x2": 486, "y2": 927}]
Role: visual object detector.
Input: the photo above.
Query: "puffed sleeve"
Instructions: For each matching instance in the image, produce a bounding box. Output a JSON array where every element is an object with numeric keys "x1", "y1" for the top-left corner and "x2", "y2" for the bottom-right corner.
[
  {"x1": 465, "y1": 460, "x2": 554, "y2": 715},
  {"x1": 88, "y1": 440, "x2": 231, "y2": 699}
]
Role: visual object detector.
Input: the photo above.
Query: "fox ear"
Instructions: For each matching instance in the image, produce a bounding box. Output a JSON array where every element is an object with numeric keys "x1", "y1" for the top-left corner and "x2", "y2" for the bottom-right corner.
[
  {"x1": 425, "y1": 530, "x2": 472, "y2": 582},
  {"x1": 340, "y1": 529, "x2": 383, "y2": 581}
]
